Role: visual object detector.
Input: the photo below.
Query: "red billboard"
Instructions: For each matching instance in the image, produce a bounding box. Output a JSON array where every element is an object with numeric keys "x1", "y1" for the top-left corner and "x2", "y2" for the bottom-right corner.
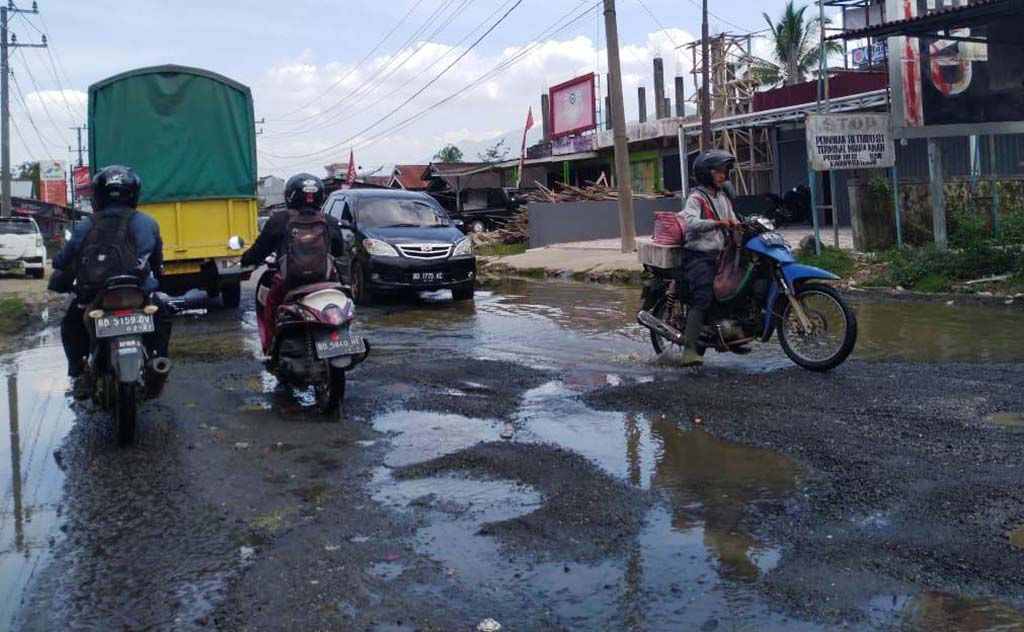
[
  {"x1": 73, "y1": 166, "x2": 91, "y2": 198},
  {"x1": 549, "y1": 73, "x2": 596, "y2": 139},
  {"x1": 38, "y1": 160, "x2": 67, "y2": 207}
]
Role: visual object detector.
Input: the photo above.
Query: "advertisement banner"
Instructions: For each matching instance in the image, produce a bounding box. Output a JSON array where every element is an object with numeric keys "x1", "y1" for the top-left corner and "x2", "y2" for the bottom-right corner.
[
  {"x1": 39, "y1": 160, "x2": 66, "y2": 182},
  {"x1": 806, "y1": 113, "x2": 894, "y2": 171},
  {"x1": 73, "y1": 165, "x2": 91, "y2": 196},
  {"x1": 549, "y1": 73, "x2": 596, "y2": 139}
]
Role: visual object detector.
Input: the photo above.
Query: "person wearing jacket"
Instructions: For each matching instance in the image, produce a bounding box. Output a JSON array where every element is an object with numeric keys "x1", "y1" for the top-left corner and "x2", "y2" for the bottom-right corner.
[
  {"x1": 678, "y1": 150, "x2": 740, "y2": 367},
  {"x1": 240, "y1": 173, "x2": 345, "y2": 351},
  {"x1": 52, "y1": 165, "x2": 172, "y2": 398}
]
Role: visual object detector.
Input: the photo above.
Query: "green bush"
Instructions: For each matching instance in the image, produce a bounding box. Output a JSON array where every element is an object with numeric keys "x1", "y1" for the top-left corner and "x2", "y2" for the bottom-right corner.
[
  {"x1": 948, "y1": 206, "x2": 991, "y2": 249},
  {"x1": 999, "y1": 203, "x2": 1024, "y2": 244},
  {"x1": 883, "y1": 241, "x2": 1023, "y2": 291},
  {"x1": 797, "y1": 247, "x2": 855, "y2": 278}
]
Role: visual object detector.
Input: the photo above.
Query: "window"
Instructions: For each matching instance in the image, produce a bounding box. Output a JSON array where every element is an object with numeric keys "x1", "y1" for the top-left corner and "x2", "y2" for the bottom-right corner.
[
  {"x1": 0, "y1": 219, "x2": 36, "y2": 235},
  {"x1": 355, "y1": 197, "x2": 448, "y2": 229},
  {"x1": 340, "y1": 201, "x2": 353, "y2": 223}
]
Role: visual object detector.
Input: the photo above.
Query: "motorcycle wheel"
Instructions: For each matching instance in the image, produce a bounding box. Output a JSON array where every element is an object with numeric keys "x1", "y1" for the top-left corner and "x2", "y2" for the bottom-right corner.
[
  {"x1": 315, "y1": 366, "x2": 346, "y2": 415},
  {"x1": 777, "y1": 284, "x2": 857, "y2": 372},
  {"x1": 648, "y1": 294, "x2": 703, "y2": 356},
  {"x1": 114, "y1": 382, "x2": 137, "y2": 446}
]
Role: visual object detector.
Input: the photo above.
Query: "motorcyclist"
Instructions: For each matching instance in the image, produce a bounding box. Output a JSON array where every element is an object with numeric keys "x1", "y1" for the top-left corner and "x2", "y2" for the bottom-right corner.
[
  {"x1": 679, "y1": 150, "x2": 740, "y2": 367},
  {"x1": 240, "y1": 173, "x2": 344, "y2": 351},
  {"x1": 52, "y1": 165, "x2": 173, "y2": 399}
]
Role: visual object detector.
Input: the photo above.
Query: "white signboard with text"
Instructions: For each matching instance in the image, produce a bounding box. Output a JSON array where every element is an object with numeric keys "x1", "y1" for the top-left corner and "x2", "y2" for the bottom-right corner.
[{"x1": 805, "y1": 113, "x2": 894, "y2": 171}]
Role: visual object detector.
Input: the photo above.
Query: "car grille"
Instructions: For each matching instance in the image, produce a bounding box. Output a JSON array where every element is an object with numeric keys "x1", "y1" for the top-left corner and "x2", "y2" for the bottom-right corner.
[{"x1": 395, "y1": 243, "x2": 451, "y2": 260}]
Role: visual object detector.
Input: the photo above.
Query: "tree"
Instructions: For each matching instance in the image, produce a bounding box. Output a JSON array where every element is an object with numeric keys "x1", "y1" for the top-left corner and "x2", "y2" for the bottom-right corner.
[
  {"x1": 477, "y1": 139, "x2": 511, "y2": 163},
  {"x1": 14, "y1": 161, "x2": 39, "y2": 182},
  {"x1": 433, "y1": 144, "x2": 464, "y2": 163},
  {"x1": 754, "y1": 1, "x2": 843, "y2": 87}
]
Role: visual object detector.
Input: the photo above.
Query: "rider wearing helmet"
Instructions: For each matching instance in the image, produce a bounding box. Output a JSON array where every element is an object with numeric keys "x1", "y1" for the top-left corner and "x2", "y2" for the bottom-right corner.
[
  {"x1": 240, "y1": 174, "x2": 345, "y2": 349},
  {"x1": 679, "y1": 150, "x2": 741, "y2": 367},
  {"x1": 52, "y1": 165, "x2": 172, "y2": 398}
]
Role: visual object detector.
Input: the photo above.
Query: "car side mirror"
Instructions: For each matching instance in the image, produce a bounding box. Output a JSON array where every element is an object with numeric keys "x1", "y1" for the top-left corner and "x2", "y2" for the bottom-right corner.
[
  {"x1": 452, "y1": 219, "x2": 464, "y2": 227},
  {"x1": 228, "y1": 236, "x2": 245, "y2": 251}
]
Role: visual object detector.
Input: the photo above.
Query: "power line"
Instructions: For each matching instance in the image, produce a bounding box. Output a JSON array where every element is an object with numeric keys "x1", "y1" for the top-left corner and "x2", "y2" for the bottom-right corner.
[
  {"x1": 35, "y1": 10, "x2": 74, "y2": 89},
  {"x1": 262, "y1": 0, "x2": 524, "y2": 162},
  {"x1": 11, "y1": 72, "x2": 57, "y2": 160},
  {"x1": 274, "y1": 0, "x2": 429, "y2": 121},
  {"x1": 267, "y1": 0, "x2": 515, "y2": 140},
  {"x1": 14, "y1": 47, "x2": 70, "y2": 144}
]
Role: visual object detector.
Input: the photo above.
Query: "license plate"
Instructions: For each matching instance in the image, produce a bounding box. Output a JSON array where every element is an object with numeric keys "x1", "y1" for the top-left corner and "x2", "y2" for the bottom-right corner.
[
  {"x1": 411, "y1": 271, "x2": 447, "y2": 283},
  {"x1": 0, "y1": 260, "x2": 24, "y2": 271},
  {"x1": 761, "y1": 232, "x2": 786, "y2": 247},
  {"x1": 95, "y1": 313, "x2": 155, "y2": 338},
  {"x1": 314, "y1": 331, "x2": 366, "y2": 359}
]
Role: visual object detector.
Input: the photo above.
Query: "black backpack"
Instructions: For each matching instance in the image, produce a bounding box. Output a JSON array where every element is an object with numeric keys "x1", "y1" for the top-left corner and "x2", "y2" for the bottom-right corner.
[
  {"x1": 76, "y1": 210, "x2": 141, "y2": 295},
  {"x1": 280, "y1": 208, "x2": 332, "y2": 288}
]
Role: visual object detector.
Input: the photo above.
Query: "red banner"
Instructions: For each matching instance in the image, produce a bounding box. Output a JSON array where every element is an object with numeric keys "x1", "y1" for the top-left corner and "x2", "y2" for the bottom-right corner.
[
  {"x1": 72, "y1": 166, "x2": 91, "y2": 196},
  {"x1": 40, "y1": 180, "x2": 67, "y2": 207}
]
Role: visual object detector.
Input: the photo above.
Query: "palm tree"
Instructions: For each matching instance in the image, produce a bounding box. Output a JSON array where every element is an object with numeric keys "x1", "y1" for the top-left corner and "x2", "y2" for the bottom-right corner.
[{"x1": 756, "y1": 1, "x2": 843, "y2": 87}]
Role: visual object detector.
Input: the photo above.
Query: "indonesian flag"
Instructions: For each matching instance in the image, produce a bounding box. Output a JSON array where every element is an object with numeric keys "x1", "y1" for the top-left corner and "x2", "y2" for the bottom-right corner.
[
  {"x1": 517, "y1": 107, "x2": 534, "y2": 188},
  {"x1": 345, "y1": 149, "x2": 357, "y2": 187}
]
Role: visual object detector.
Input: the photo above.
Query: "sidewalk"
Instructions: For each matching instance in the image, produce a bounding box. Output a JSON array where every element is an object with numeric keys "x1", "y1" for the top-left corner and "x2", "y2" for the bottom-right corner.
[{"x1": 489, "y1": 227, "x2": 853, "y2": 276}]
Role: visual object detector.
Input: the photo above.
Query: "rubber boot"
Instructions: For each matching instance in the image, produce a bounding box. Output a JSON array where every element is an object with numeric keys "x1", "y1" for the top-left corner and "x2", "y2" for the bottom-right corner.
[{"x1": 682, "y1": 308, "x2": 705, "y2": 367}]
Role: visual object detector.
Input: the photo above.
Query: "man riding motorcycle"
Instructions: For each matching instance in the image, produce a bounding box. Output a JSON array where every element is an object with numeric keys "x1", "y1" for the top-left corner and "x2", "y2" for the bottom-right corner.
[
  {"x1": 240, "y1": 173, "x2": 345, "y2": 351},
  {"x1": 52, "y1": 165, "x2": 173, "y2": 399},
  {"x1": 679, "y1": 150, "x2": 741, "y2": 367}
]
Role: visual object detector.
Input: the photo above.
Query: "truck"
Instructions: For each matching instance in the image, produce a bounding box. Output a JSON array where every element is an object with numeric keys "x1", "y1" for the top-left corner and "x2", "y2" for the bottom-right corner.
[{"x1": 88, "y1": 65, "x2": 259, "y2": 307}]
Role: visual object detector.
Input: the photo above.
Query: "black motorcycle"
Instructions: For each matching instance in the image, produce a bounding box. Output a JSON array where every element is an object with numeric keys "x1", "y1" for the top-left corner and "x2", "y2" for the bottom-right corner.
[{"x1": 84, "y1": 275, "x2": 171, "y2": 445}]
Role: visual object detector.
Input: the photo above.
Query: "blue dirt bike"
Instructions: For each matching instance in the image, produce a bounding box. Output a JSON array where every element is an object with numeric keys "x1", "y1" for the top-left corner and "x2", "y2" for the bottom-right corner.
[{"x1": 637, "y1": 216, "x2": 857, "y2": 371}]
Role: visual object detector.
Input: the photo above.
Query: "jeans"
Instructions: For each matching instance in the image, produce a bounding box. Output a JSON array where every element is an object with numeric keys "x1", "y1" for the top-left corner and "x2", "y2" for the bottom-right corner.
[{"x1": 684, "y1": 250, "x2": 719, "y2": 312}]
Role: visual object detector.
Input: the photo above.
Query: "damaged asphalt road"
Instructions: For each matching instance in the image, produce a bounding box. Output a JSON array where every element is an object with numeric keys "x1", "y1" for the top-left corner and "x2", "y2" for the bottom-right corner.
[{"x1": 4, "y1": 278, "x2": 1024, "y2": 631}]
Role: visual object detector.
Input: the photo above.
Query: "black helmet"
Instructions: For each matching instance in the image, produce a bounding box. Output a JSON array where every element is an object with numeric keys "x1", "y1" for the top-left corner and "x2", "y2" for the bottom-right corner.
[
  {"x1": 692, "y1": 150, "x2": 736, "y2": 188},
  {"x1": 284, "y1": 173, "x2": 326, "y2": 210},
  {"x1": 91, "y1": 165, "x2": 141, "y2": 210}
]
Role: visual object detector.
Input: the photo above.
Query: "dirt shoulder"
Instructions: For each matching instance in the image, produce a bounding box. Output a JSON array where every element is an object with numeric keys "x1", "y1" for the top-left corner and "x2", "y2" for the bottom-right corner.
[{"x1": 0, "y1": 272, "x2": 63, "y2": 354}]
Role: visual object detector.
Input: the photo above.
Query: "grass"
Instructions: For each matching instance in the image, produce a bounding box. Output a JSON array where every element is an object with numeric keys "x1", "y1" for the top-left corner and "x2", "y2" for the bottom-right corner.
[
  {"x1": 0, "y1": 295, "x2": 30, "y2": 335},
  {"x1": 516, "y1": 267, "x2": 548, "y2": 279},
  {"x1": 475, "y1": 242, "x2": 527, "y2": 257},
  {"x1": 796, "y1": 247, "x2": 856, "y2": 278}
]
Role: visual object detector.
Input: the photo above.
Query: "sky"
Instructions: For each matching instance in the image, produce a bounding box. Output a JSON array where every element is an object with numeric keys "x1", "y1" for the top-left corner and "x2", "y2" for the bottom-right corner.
[{"x1": 6, "y1": 0, "x2": 843, "y2": 179}]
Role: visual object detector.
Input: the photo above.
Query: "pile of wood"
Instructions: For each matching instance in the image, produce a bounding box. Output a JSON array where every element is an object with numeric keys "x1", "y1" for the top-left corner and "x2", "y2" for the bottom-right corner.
[
  {"x1": 491, "y1": 206, "x2": 529, "y2": 244},
  {"x1": 522, "y1": 177, "x2": 674, "y2": 203}
]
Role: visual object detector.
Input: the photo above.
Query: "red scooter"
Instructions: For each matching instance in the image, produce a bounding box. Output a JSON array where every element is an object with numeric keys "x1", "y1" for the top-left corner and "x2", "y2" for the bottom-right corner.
[{"x1": 255, "y1": 260, "x2": 369, "y2": 414}]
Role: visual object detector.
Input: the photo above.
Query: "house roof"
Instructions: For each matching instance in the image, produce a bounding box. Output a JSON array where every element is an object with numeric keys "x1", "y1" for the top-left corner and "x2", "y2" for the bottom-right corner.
[
  {"x1": 390, "y1": 164, "x2": 431, "y2": 190},
  {"x1": 829, "y1": 0, "x2": 1020, "y2": 40}
]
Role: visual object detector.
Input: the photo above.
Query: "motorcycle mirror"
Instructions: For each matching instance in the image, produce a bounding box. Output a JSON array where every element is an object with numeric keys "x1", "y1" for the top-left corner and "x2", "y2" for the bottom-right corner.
[{"x1": 228, "y1": 236, "x2": 245, "y2": 251}]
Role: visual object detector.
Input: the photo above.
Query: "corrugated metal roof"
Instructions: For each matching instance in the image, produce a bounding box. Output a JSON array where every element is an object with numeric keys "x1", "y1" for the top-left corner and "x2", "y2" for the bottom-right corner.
[{"x1": 831, "y1": 0, "x2": 1017, "y2": 40}]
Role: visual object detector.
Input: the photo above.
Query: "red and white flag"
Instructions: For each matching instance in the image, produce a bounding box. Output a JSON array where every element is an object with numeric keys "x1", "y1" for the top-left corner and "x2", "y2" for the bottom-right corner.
[
  {"x1": 517, "y1": 107, "x2": 534, "y2": 189},
  {"x1": 345, "y1": 149, "x2": 357, "y2": 187}
]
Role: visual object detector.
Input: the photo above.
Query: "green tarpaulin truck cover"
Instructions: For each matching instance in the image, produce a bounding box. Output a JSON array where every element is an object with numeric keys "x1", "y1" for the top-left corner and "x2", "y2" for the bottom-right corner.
[{"x1": 88, "y1": 65, "x2": 257, "y2": 205}]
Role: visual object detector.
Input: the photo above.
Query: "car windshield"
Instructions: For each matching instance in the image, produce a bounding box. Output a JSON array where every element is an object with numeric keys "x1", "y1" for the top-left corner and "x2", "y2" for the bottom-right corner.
[
  {"x1": 0, "y1": 220, "x2": 35, "y2": 235},
  {"x1": 357, "y1": 198, "x2": 449, "y2": 228}
]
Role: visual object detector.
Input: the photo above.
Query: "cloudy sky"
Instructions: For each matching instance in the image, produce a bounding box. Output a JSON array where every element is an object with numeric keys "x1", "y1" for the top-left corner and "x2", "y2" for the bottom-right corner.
[{"x1": 8, "y1": 0, "x2": 842, "y2": 178}]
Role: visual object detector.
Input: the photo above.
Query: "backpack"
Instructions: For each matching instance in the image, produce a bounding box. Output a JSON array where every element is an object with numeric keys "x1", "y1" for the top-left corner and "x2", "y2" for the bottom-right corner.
[
  {"x1": 76, "y1": 210, "x2": 140, "y2": 295},
  {"x1": 280, "y1": 208, "x2": 332, "y2": 288}
]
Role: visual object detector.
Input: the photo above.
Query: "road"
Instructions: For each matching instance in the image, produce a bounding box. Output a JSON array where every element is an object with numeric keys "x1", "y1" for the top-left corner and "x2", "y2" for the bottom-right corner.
[{"x1": 2, "y1": 278, "x2": 1024, "y2": 631}]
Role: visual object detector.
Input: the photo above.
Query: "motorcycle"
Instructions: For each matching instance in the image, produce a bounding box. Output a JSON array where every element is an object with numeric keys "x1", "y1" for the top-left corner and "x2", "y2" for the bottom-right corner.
[
  {"x1": 637, "y1": 215, "x2": 857, "y2": 371},
  {"x1": 84, "y1": 274, "x2": 172, "y2": 445},
  {"x1": 255, "y1": 259, "x2": 369, "y2": 414}
]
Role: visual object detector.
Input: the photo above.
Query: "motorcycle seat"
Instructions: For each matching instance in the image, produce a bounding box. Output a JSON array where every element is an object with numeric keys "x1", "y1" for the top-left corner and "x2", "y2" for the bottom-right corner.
[{"x1": 284, "y1": 281, "x2": 349, "y2": 304}]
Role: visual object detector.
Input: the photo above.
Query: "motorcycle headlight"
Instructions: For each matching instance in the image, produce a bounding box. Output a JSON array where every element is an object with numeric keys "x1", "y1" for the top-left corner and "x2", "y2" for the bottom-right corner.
[
  {"x1": 453, "y1": 238, "x2": 474, "y2": 257},
  {"x1": 363, "y1": 239, "x2": 399, "y2": 257}
]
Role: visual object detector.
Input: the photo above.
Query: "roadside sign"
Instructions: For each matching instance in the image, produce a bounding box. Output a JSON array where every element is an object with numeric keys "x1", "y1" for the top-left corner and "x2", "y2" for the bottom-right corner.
[{"x1": 805, "y1": 113, "x2": 894, "y2": 171}]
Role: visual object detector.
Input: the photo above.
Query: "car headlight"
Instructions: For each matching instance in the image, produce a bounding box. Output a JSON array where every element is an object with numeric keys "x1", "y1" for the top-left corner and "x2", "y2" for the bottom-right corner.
[
  {"x1": 363, "y1": 239, "x2": 399, "y2": 257},
  {"x1": 36, "y1": 235, "x2": 44, "y2": 248},
  {"x1": 453, "y1": 238, "x2": 474, "y2": 257}
]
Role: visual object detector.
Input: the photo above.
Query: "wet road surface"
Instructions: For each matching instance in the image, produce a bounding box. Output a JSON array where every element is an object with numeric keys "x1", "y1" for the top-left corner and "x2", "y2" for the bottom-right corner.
[{"x1": 2, "y1": 278, "x2": 1024, "y2": 630}]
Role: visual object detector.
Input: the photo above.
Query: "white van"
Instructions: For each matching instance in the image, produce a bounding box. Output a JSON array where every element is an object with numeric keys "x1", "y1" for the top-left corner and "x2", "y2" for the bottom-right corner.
[{"x1": 0, "y1": 217, "x2": 47, "y2": 279}]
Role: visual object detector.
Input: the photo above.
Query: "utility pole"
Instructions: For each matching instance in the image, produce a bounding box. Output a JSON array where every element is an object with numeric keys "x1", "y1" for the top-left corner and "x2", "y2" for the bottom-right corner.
[
  {"x1": 700, "y1": 0, "x2": 712, "y2": 149},
  {"x1": 69, "y1": 124, "x2": 86, "y2": 166},
  {"x1": 1, "y1": 1, "x2": 46, "y2": 218},
  {"x1": 603, "y1": 0, "x2": 635, "y2": 253}
]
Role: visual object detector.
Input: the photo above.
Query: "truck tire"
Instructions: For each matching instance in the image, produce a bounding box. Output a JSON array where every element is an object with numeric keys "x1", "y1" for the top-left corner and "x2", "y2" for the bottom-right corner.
[
  {"x1": 29, "y1": 268, "x2": 44, "y2": 279},
  {"x1": 221, "y1": 282, "x2": 241, "y2": 308}
]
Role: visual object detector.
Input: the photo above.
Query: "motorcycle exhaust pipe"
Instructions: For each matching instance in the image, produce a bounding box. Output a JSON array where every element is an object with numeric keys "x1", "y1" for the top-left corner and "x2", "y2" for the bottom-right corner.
[
  {"x1": 145, "y1": 357, "x2": 172, "y2": 399},
  {"x1": 637, "y1": 310, "x2": 685, "y2": 345}
]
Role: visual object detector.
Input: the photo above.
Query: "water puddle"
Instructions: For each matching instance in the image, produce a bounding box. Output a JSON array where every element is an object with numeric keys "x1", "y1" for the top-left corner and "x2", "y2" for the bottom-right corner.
[
  {"x1": 902, "y1": 591, "x2": 1024, "y2": 631},
  {"x1": 853, "y1": 301, "x2": 1024, "y2": 363},
  {"x1": 0, "y1": 344, "x2": 75, "y2": 629},
  {"x1": 372, "y1": 381, "x2": 812, "y2": 629},
  {"x1": 984, "y1": 412, "x2": 1024, "y2": 429}
]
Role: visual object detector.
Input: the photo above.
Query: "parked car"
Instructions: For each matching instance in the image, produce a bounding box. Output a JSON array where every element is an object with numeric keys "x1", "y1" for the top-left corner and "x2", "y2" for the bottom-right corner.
[
  {"x1": 445, "y1": 187, "x2": 521, "y2": 235},
  {"x1": 0, "y1": 217, "x2": 46, "y2": 278},
  {"x1": 322, "y1": 189, "x2": 476, "y2": 304}
]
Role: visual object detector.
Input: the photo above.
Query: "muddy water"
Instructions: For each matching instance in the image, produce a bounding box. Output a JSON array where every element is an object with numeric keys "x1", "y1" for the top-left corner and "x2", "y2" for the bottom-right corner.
[
  {"x1": 372, "y1": 378, "x2": 819, "y2": 630},
  {"x1": 0, "y1": 341, "x2": 72, "y2": 629}
]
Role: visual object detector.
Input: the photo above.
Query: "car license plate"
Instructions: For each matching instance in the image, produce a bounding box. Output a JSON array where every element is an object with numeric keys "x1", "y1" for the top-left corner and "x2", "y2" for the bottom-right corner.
[
  {"x1": 95, "y1": 313, "x2": 155, "y2": 338},
  {"x1": 411, "y1": 271, "x2": 447, "y2": 283},
  {"x1": 314, "y1": 331, "x2": 366, "y2": 359},
  {"x1": 0, "y1": 259, "x2": 24, "y2": 271},
  {"x1": 761, "y1": 232, "x2": 786, "y2": 247}
]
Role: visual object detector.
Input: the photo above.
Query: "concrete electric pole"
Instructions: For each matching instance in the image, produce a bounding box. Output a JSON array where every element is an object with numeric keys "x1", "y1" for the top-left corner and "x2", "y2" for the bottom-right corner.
[
  {"x1": 700, "y1": 0, "x2": 712, "y2": 149},
  {"x1": 603, "y1": 0, "x2": 636, "y2": 253},
  {"x1": 1, "y1": 1, "x2": 47, "y2": 218},
  {"x1": 69, "y1": 124, "x2": 86, "y2": 167}
]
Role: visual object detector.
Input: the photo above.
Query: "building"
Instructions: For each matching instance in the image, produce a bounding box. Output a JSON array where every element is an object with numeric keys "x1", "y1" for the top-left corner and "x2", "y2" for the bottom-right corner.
[
  {"x1": 257, "y1": 175, "x2": 285, "y2": 209},
  {"x1": 388, "y1": 164, "x2": 431, "y2": 191}
]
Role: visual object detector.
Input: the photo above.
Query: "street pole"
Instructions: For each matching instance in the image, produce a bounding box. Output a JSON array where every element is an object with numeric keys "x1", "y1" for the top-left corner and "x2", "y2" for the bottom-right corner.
[
  {"x1": 700, "y1": 0, "x2": 712, "y2": 149},
  {"x1": 70, "y1": 125, "x2": 86, "y2": 167},
  {"x1": 1, "y1": 2, "x2": 45, "y2": 218},
  {"x1": 603, "y1": 0, "x2": 635, "y2": 253}
]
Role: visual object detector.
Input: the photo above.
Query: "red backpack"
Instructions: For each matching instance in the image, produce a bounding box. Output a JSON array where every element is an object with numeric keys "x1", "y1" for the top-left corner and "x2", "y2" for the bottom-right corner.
[{"x1": 281, "y1": 209, "x2": 332, "y2": 288}]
